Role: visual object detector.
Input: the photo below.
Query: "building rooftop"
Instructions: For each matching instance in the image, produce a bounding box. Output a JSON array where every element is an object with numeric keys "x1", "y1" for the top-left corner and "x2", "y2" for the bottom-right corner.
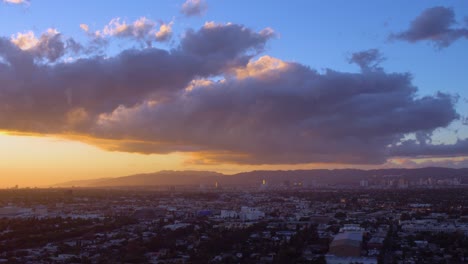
[{"x1": 333, "y1": 231, "x2": 363, "y2": 242}]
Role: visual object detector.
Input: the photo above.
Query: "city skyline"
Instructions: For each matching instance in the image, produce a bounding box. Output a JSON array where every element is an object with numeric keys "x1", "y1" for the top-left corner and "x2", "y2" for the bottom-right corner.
[{"x1": 1, "y1": 0, "x2": 468, "y2": 187}]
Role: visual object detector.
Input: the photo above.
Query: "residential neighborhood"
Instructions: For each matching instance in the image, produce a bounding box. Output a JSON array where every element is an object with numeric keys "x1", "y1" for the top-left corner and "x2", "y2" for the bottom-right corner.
[{"x1": 0, "y1": 185, "x2": 467, "y2": 263}]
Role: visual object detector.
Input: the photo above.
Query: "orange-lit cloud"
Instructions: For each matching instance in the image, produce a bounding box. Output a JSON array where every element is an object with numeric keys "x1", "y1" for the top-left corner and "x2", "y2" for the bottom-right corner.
[
  {"x1": 155, "y1": 21, "x2": 173, "y2": 42},
  {"x1": 10, "y1": 28, "x2": 81, "y2": 62},
  {"x1": 3, "y1": 0, "x2": 29, "y2": 5},
  {"x1": 233, "y1": 55, "x2": 290, "y2": 79},
  {"x1": 80, "y1": 17, "x2": 173, "y2": 46},
  {"x1": 10, "y1": 31, "x2": 38, "y2": 50},
  {"x1": 0, "y1": 22, "x2": 465, "y2": 169}
]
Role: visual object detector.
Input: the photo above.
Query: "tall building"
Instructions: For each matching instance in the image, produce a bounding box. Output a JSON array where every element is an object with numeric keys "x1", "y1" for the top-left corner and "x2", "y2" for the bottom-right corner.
[
  {"x1": 259, "y1": 179, "x2": 269, "y2": 191},
  {"x1": 360, "y1": 180, "x2": 369, "y2": 187}
]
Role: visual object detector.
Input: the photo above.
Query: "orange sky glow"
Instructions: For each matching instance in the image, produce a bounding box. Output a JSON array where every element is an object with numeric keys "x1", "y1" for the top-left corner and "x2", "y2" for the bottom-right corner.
[
  {"x1": 0, "y1": 133, "x2": 369, "y2": 187},
  {"x1": 2, "y1": 132, "x2": 466, "y2": 188},
  {"x1": 1, "y1": 2, "x2": 468, "y2": 188}
]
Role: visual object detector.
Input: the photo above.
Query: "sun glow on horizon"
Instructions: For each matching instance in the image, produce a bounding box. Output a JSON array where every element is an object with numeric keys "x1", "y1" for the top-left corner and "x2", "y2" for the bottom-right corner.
[
  {"x1": 0, "y1": 1, "x2": 467, "y2": 188},
  {"x1": 0, "y1": 133, "x2": 185, "y2": 188},
  {"x1": 1, "y1": 132, "x2": 467, "y2": 188}
]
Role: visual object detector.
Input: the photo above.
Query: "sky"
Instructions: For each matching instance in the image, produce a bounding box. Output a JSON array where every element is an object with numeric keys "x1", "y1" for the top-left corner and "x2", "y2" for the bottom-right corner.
[{"x1": 0, "y1": 0, "x2": 467, "y2": 187}]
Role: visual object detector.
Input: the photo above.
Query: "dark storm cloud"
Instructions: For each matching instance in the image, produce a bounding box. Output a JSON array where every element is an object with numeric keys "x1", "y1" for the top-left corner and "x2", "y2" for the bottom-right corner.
[
  {"x1": 180, "y1": 23, "x2": 274, "y2": 73},
  {"x1": 390, "y1": 138, "x2": 468, "y2": 158},
  {"x1": 391, "y1": 6, "x2": 468, "y2": 48},
  {"x1": 32, "y1": 32, "x2": 79, "y2": 62},
  {"x1": 0, "y1": 23, "x2": 272, "y2": 132},
  {"x1": 92, "y1": 56, "x2": 459, "y2": 164},
  {"x1": 0, "y1": 20, "x2": 463, "y2": 165}
]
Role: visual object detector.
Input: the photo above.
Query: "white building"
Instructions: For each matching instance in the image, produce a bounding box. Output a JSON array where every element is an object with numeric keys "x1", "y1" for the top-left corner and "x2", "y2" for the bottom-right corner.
[
  {"x1": 239, "y1": 206, "x2": 265, "y2": 221},
  {"x1": 220, "y1": 210, "x2": 238, "y2": 219},
  {"x1": 340, "y1": 224, "x2": 365, "y2": 232}
]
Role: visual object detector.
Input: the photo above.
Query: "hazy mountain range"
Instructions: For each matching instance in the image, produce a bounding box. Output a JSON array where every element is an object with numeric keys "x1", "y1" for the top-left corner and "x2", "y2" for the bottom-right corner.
[{"x1": 53, "y1": 167, "x2": 468, "y2": 187}]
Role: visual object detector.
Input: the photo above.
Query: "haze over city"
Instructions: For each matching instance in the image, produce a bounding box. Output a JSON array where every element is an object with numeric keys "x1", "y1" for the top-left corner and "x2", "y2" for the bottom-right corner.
[{"x1": 1, "y1": 0, "x2": 468, "y2": 187}]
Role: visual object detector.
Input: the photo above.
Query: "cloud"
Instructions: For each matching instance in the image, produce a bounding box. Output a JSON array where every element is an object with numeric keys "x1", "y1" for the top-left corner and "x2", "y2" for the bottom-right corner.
[
  {"x1": 91, "y1": 52, "x2": 459, "y2": 165},
  {"x1": 348, "y1": 49, "x2": 385, "y2": 72},
  {"x1": 0, "y1": 23, "x2": 272, "y2": 133},
  {"x1": 180, "y1": 22, "x2": 275, "y2": 73},
  {"x1": 10, "y1": 31, "x2": 38, "y2": 50},
  {"x1": 390, "y1": 138, "x2": 468, "y2": 158},
  {"x1": 3, "y1": 0, "x2": 29, "y2": 5},
  {"x1": 388, "y1": 156, "x2": 468, "y2": 169},
  {"x1": 83, "y1": 17, "x2": 174, "y2": 46},
  {"x1": 0, "y1": 21, "x2": 463, "y2": 166},
  {"x1": 181, "y1": 0, "x2": 207, "y2": 17},
  {"x1": 390, "y1": 6, "x2": 468, "y2": 48},
  {"x1": 79, "y1": 24, "x2": 89, "y2": 32},
  {"x1": 103, "y1": 17, "x2": 156, "y2": 44},
  {"x1": 78, "y1": 24, "x2": 108, "y2": 52},
  {"x1": 155, "y1": 21, "x2": 173, "y2": 42},
  {"x1": 11, "y1": 29, "x2": 82, "y2": 62}
]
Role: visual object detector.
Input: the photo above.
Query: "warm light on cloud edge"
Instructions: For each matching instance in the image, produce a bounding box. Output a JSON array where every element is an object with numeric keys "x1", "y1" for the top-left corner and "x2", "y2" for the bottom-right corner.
[
  {"x1": 1, "y1": 131, "x2": 467, "y2": 188},
  {"x1": 1, "y1": 5, "x2": 467, "y2": 187}
]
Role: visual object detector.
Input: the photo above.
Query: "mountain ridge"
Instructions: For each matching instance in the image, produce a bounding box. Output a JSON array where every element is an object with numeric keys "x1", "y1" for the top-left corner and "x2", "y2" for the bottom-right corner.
[{"x1": 53, "y1": 167, "x2": 468, "y2": 187}]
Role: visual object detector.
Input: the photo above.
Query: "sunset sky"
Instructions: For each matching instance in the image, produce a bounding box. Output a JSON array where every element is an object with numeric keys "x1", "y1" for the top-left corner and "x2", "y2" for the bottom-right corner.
[{"x1": 1, "y1": 0, "x2": 468, "y2": 187}]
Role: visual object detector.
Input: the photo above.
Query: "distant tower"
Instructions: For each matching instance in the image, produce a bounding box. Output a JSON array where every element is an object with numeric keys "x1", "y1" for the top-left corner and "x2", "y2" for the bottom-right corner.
[
  {"x1": 398, "y1": 178, "x2": 408, "y2": 189},
  {"x1": 259, "y1": 179, "x2": 269, "y2": 191},
  {"x1": 360, "y1": 180, "x2": 369, "y2": 187},
  {"x1": 215, "y1": 181, "x2": 219, "y2": 188}
]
